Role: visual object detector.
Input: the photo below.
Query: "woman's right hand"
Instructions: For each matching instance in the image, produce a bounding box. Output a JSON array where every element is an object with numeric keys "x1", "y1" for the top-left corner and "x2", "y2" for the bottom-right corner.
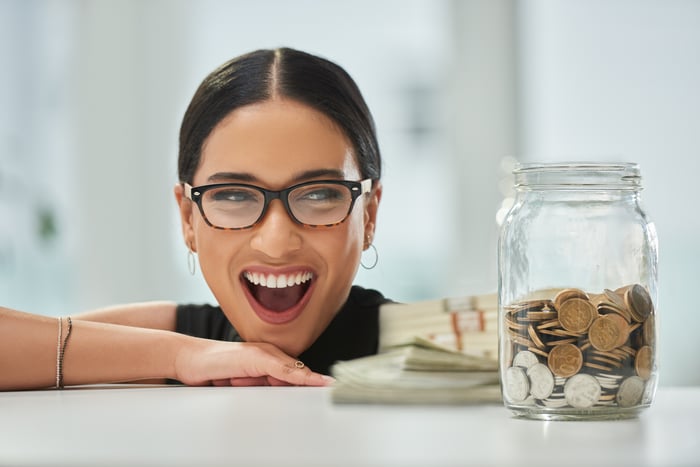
[{"x1": 173, "y1": 339, "x2": 334, "y2": 387}]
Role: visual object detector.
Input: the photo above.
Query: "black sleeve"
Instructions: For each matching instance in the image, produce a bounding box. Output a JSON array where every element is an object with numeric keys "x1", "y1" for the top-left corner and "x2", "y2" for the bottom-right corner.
[{"x1": 175, "y1": 304, "x2": 233, "y2": 341}]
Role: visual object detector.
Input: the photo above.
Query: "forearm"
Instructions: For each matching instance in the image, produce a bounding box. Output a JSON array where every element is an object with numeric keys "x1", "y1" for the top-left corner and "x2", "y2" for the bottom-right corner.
[{"x1": 0, "y1": 307, "x2": 186, "y2": 391}]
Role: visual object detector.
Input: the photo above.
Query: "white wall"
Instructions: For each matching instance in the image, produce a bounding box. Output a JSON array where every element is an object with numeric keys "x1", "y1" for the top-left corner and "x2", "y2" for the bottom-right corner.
[
  {"x1": 516, "y1": 0, "x2": 700, "y2": 386},
  {"x1": 2, "y1": 0, "x2": 697, "y2": 386}
]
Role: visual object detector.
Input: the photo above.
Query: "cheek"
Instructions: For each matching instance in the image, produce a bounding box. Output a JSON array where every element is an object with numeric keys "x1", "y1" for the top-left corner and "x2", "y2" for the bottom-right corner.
[
  {"x1": 194, "y1": 227, "x2": 240, "y2": 279},
  {"x1": 324, "y1": 213, "x2": 365, "y2": 270}
]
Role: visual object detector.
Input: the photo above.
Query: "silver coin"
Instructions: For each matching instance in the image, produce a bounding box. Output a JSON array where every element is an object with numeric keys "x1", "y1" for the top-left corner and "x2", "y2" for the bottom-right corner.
[
  {"x1": 527, "y1": 363, "x2": 555, "y2": 399},
  {"x1": 513, "y1": 350, "x2": 540, "y2": 369},
  {"x1": 564, "y1": 373, "x2": 602, "y2": 408},
  {"x1": 505, "y1": 366, "x2": 530, "y2": 402},
  {"x1": 617, "y1": 376, "x2": 645, "y2": 408}
]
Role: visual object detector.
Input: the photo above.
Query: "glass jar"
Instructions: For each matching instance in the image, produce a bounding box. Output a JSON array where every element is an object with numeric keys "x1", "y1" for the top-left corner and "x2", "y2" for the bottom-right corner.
[{"x1": 498, "y1": 162, "x2": 658, "y2": 420}]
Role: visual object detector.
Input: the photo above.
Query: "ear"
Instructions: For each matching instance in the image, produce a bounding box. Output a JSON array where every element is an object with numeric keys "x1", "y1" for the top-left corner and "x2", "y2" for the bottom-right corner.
[
  {"x1": 363, "y1": 181, "x2": 382, "y2": 249},
  {"x1": 174, "y1": 183, "x2": 197, "y2": 252}
]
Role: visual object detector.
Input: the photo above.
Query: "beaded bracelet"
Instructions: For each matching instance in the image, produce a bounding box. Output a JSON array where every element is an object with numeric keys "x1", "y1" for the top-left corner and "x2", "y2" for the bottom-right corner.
[
  {"x1": 56, "y1": 317, "x2": 73, "y2": 390},
  {"x1": 55, "y1": 317, "x2": 62, "y2": 389}
]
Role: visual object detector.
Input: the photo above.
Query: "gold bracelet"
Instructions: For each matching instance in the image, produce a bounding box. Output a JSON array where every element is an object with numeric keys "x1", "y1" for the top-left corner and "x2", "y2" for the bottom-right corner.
[
  {"x1": 55, "y1": 317, "x2": 62, "y2": 389},
  {"x1": 57, "y1": 317, "x2": 73, "y2": 390}
]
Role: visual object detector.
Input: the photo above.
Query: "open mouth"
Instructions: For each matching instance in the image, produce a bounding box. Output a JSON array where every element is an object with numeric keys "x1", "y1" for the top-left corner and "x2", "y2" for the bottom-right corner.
[{"x1": 242, "y1": 271, "x2": 314, "y2": 313}]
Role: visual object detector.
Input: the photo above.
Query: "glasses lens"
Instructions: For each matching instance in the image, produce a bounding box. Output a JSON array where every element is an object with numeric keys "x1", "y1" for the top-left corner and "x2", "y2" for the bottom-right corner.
[
  {"x1": 289, "y1": 182, "x2": 354, "y2": 226},
  {"x1": 201, "y1": 185, "x2": 264, "y2": 228}
]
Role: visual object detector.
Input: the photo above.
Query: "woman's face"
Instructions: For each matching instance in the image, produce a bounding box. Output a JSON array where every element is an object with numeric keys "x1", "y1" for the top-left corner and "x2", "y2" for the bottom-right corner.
[{"x1": 175, "y1": 99, "x2": 381, "y2": 357}]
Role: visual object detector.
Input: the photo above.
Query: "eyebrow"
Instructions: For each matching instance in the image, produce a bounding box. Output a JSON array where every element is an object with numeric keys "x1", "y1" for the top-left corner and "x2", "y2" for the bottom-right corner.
[{"x1": 206, "y1": 168, "x2": 346, "y2": 184}]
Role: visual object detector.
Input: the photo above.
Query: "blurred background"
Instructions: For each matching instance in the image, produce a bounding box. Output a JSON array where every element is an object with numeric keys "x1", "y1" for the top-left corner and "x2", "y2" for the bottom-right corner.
[{"x1": 1, "y1": 0, "x2": 698, "y2": 385}]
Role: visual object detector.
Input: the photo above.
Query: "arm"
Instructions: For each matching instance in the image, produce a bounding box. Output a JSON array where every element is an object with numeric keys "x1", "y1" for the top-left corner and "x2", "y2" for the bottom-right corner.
[
  {"x1": 73, "y1": 301, "x2": 178, "y2": 331},
  {"x1": 0, "y1": 307, "x2": 332, "y2": 391}
]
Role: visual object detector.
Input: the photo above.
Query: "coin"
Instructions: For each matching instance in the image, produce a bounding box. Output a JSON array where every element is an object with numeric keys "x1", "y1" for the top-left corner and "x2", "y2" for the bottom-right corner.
[
  {"x1": 606, "y1": 313, "x2": 631, "y2": 348},
  {"x1": 505, "y1": 366, "x2": 530, "y2": 402},
  {"x1": 558, "y1": 297, "x2": 597, "y2": 333},
  {"x1": 589, "y1": 315, "x2": 624, "y2": 351},
  {"x1": 617, "y1": 376, "x2": 645, "y2": 407},
  {"x1": 635, "y1": 345, "x2": 653, "y2": 380},
  {"x1": 604, "y1": 288, "x2": 628, "y2": 310},
  {"x1": 527, "y1": 363, "x2": 555, "y2": 399},
  {"x1": 503, "y1": 283, "x2": 656, "y2": 412},
  {"x1": 553, "y1": 288, "x2": 589, "y2": 310},
  {"x1": 527, "y1": 324, "x2": 545, "y2": 349},
  {"x1": 598, "y1": 304, "x2": 633, "y2": 324},
  {"x1": 643, "y1": 315, "x2": 655, "y2": 346},
  {"x1": 625, "y1": 284, "x2": 653, "y2": 322},
  {"x1": 547, "y1": 343, "x2": 583, "y2": 378},
  {"x1": 513, "y1": 350, "x2": 539, "y2": 369},
  {"x1": 564, "y1": 373, "x2": 601, "y2": 408}
]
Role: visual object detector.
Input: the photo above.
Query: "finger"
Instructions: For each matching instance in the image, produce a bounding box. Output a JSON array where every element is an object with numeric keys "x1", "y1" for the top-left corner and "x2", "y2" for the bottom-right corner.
[
  {"x1": 267, "y1": 376, "x2": 293, "y2": 386},
  {"x1": 269, "y1": 360, "x2": 335, "y2": 387},
  {"x1": 211, "y1": 378, "x2": 231, "y2": 386},
  {"x1": 230, "y1": 376, "x2": 270, "y2": 387}
]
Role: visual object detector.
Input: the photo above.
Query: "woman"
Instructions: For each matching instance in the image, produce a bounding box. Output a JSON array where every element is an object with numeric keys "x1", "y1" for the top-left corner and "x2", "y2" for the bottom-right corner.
[{"x1": 0, "y1": 47, "x2": 387, "y2": 391}]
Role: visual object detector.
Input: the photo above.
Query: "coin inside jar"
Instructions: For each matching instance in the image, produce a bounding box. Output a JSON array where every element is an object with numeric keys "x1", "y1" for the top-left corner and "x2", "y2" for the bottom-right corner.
[
  {"x1": 553, "y1": 288, "x2": 589, "y2": 310},
  {"x1": 527, "y1": 363, "x2": 555, "y2": 400},
  {"x1": 505, "y1": 366, "x2": 530, "y2": 402},
  {"x1": 557, "y1": 297, "x2": 597, "y2": 333},
  {"x1": 547, "y1": 343, "x2": 583, "y2": 378},
  {"x1": 589, "y1": 315, "x2": 625, "y2": 352},
  {"x1": 635, "y1": 345, "x2": 653, "y2": 380},
  {"x1": 564, "y1": 373, "x2": 601, "y2": 409},
  {"x1": 617, "y1": 376, "x2": 645, "y2": 408},
  {"x1": 625, "y1": 284, "x2": 653, "y2": 322}
]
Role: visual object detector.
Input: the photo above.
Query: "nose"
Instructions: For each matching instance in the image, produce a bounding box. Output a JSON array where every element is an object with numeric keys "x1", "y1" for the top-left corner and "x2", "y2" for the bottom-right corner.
[{"x1": 249, "y1": 199, "x2": 302, "y2": 258}]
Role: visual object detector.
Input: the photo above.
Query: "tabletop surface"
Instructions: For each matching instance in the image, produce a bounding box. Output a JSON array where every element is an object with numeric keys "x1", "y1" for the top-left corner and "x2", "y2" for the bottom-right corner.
[{"x1": 0, "y1": 385, "x2": 698, "y2": 467}]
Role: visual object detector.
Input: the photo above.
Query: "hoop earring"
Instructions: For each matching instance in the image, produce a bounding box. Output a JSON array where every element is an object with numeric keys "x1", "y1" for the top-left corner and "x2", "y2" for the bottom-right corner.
[
  {"x1": 187, "y1": 249, "x2": 197, "y2": 276},
  {"x1": 361, "y1": 244, "x2": 378, "y2": 270}
]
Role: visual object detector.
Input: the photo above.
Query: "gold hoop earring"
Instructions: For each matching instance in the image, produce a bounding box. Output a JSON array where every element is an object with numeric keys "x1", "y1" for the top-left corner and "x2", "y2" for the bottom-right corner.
[{"x1": 361, "y1": 243, "x2": 378, "y2": 270}]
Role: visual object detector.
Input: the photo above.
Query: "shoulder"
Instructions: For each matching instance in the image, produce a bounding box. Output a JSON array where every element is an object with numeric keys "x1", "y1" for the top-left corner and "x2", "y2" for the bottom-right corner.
[{"x1": 346, "y1": 285, "x2": 392, "y2": 310}]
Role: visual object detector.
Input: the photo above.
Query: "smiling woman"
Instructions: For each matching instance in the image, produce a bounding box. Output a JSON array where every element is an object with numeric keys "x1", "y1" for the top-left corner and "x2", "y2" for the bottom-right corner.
[{"x1": 0, "y1": 48, "x2": 389, "y2": 391}]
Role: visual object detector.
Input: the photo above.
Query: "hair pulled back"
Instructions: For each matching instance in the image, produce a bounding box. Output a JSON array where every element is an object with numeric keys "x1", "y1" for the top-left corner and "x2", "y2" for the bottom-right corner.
[{"x1": 178, "y1": 48, "x2": 381, "y2": 184}]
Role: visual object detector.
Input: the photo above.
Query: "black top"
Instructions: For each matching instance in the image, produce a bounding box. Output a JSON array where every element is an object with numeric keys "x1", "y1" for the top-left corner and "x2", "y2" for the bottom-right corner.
[{"x1": 175, "y1": 285, "x2": 390, "y2": 376}]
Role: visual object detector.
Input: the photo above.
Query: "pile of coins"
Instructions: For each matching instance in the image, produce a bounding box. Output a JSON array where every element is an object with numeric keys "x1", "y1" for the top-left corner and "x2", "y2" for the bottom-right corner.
[{"x1": 502, "y1": 284, "x2": 656, "y2": 411}]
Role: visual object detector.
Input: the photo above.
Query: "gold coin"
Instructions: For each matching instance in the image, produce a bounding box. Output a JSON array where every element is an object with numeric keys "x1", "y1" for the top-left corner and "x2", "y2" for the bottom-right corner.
[
  {"x1": 589, "y1": 315, "x2": 624, "y2": 352},
  {"x1": 606, "y1": 313, "x2": 630, "y2": 348},
  {"x1": 553, "y1": 288, "x2": 589, "y2": 311},
  {"x1": 635, "y1": 345, "x2": 653, "y2": 380},
  {"x1": 604, "y1": 288, "x2": 628, "y2": 310},
  {"x1": 643, "y1": 315, "x2": 656, "y2": 346},
  {"x1": 558, "y1": 298, "x2": 597, "y2": 333},
  {"x1": 625, "y1": 284, "x2": 653, "y2": 322},
  {"x1": 527, "y1": 347, "x2": 550, "y2": 358},
  {"x1": 527, "y1": 311, "x2": 558, "y2": 321},
  {"x1": 547, "y1": 343, "x2": 583, "y2": 378},
  {"x1": 584, "y1": 361, "x2": 613, "y2": 372},
  {"x1": 598, "y1": 304, "x2": 633, "y2": 324},
  {"x1": 527, "y1": 324, "x2": 545, "y2": 349}
]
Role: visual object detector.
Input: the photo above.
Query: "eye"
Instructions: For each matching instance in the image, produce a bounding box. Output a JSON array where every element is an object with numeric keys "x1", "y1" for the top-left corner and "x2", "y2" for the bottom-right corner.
[
  {"x1": 209, "y1": 187, "x2": 260, "y2": 203},
  {"x1": 295, "y1": 185, "x2": 346, "y2": 203}
]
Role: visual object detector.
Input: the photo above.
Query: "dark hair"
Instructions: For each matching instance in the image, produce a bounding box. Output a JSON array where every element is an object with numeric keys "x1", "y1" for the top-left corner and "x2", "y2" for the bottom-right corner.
[{"x1": 178, "y1": 48, "x2": 381, "y2": 184}]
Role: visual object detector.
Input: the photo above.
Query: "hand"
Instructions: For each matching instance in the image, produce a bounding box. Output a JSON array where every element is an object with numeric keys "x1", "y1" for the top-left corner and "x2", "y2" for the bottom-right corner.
[{"x1": 174, "y1": 339, "x2": 334, "y2": 387}]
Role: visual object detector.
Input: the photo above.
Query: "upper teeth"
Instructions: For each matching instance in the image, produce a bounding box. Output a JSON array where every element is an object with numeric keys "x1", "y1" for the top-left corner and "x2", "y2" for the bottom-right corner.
[{"x1": 244, "y1": 271, "x2": 313, "y2": 289}]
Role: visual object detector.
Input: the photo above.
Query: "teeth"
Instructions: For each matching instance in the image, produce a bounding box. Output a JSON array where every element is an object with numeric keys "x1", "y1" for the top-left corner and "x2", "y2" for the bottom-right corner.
[{"x1": 245, "y1": 271, "x2": 313, "y2": 289}]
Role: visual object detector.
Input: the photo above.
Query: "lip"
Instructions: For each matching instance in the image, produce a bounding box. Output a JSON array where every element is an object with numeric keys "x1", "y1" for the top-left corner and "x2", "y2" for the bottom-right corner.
[{"x1": 240, "y1": 266, "x2": 316, "y2": 325}]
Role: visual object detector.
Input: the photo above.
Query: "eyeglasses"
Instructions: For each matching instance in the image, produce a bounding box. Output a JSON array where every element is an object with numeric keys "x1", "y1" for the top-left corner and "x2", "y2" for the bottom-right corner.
[{"x1": 184, "y1": 179, "x2": 373, "y2": 230}]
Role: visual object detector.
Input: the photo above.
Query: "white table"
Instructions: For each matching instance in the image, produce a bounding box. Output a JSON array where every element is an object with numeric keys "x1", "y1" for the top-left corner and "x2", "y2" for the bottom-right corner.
[{"x1": 0, "y1": 385, "x2": 698, "y2": 467}]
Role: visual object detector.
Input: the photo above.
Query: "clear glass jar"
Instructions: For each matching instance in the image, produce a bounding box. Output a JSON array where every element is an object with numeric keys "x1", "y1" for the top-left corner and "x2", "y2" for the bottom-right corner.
[{"x1": 498, "y1": 162, "x2": 658, "y2": 420}]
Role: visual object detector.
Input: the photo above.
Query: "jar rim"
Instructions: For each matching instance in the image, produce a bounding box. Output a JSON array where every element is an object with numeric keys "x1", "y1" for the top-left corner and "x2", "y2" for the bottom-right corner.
[
  {"x1": 513, "y1": 162, "x2": 639, "y2": 174},
  {"x1": 512, "y1": 162, "x2": 642, "y2": 191}
]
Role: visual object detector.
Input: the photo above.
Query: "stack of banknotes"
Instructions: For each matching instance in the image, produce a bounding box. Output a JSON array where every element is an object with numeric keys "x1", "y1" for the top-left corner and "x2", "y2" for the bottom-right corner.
[{"x1": 331, "y1": 293, "x2": 502, "y2": 404}]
